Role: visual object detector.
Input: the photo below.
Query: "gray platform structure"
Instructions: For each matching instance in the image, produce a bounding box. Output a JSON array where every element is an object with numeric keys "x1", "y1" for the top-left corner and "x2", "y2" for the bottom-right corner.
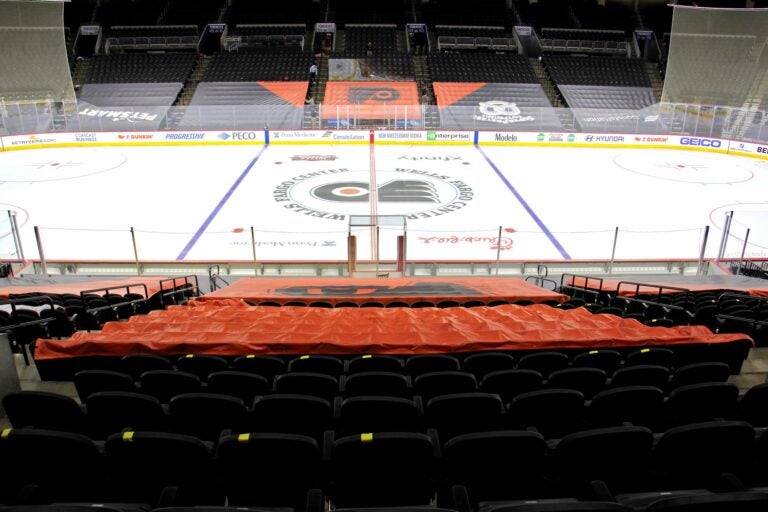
[
  {"x1": 179, "y1": 82, "x2": 305, "y2": 130},
  {"x1": 436, "y1": 83, "x2": 562, "y2": 131}
]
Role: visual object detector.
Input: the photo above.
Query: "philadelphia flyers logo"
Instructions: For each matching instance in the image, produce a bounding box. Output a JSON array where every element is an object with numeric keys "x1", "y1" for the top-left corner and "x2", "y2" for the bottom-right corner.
[
  {"x1": 310, "y1": 180, "x2": 439, "y2": 202},
  {"x1": 275, "y1": 283, "x2": 478, "y2": 296},
  {"x1": 348, "y1": 87, "x2": 401, "y2": 103}
]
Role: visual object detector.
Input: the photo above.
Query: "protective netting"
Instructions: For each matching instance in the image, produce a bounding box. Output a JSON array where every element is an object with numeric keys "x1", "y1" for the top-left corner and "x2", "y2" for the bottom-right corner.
[
  {"x1": 662, "y1": 5, "x2": 768, "y2": 110},
  {"x1": 0, "y1": 0, "x2": 75, "y2": 105}
]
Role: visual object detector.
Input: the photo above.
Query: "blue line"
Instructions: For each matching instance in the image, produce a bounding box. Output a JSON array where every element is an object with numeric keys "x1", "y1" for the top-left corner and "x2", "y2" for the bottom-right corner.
[
  {"x1": 474, "y1": 145, "x2": 572, "y2": 260},
  {"x1": 176, "y1": 145, "x2": 268, "y2": 260}
]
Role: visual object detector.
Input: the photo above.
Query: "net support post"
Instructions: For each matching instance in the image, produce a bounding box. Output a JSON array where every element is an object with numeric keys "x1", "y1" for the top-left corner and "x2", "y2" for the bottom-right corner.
[
  {"x1": 251, "y1": 226, "x2": 258, "y2": 276},
  {"x1": 697, "y1": 225, "x2": 710, "y2": 276},
  {"x1": 609, "y1": 226, "x2": 619, "y2": 275},
  {"x1": 9, "y1": 211, "x2": 24, "y2": 261},
  {"x1": 130, "y1": 227, "x2": 142, "y2": 275},
  {"x1": 737, "y1": 228, "x2": 751, "y2": 276},
  {"x1": 495, "y1": 225, "x2": 502, "y2": 276},
  {"x1": 717, "y1": 211, "x2": 733, "y2": 261},
  {"x1": 33, "y1": 226, "x2": 47, "y2": 275}
]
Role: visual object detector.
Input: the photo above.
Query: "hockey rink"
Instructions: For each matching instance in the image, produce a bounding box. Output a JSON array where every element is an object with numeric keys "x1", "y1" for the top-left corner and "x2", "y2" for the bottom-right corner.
[{"x1": 0, "y1": 143, "x2": 767, "y2": 263}]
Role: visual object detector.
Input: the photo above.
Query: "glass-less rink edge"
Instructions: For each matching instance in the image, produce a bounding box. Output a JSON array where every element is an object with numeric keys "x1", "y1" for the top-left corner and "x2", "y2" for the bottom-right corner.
[{"x1": 0, "y1": 142, "x2": 766, "y2": 263}]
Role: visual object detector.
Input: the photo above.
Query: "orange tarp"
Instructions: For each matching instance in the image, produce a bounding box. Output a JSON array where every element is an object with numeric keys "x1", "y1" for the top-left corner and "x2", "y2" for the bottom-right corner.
[
  {"x1": 259, "y1": 81, "x2": 310, "y2": 107},
  {"x1": 432, "y1": 82, "x2": 486, "y2": 107},
  {"x1": 34, "y1": 300, "x2": 751, "y2": 360},
  {"x1": 321, "y1": 81, "x2": 420, "y2": 119},
  {"x1": 198, "y1": 277, "x2": 568, "y2": 306}
]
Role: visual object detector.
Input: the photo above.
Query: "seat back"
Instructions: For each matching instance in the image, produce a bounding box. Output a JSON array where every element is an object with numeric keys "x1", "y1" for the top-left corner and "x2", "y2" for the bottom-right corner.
[
  {"x1": 341, "y1": 372, "x2": 412, "y2": 398},
  {"x1": 425, "y1": 392, "x2": 506, "y2": 441},
  {"x1": 251, "y1": 393, "x2": 332, "y2": 442},
  {"x1": 86, "y1": 391, "x2": 168, "y2": 438},
  {"x1": 104, "y1": 431, "x2": 220, "y2": 505},
  {"x1": 216, "y1": 432, "x2": 322, "y2": 508},
  {"x1": 169, "y1": 393, "x2": 249, "y2": 441},
  {"x1": 232, "y1": 355, "x2": 286, "y2": 379},
  {"x1": 507, "y1": 389, "x2": 585, "y2": 438},
  {"x1": 139, "y1": 370, "x2": 203, "y2": 403},
  {"x1": 552, "y1": 426, "x2": 655, "y2": 495},
  {"x1": 443, "y1": 430, "x2": 547, "y2": 503},
  {"x1": 653, "y1": 420, "x2": 756, "y2": 489},
  {"x1": 330, "y1": 432, "x2": 438, "y2": 507},
  {"x1": 479, "y1": 369, "x2": 544, "y2": 403},
  {"x1": 0, "y1": 428, "x2": 107, "y2": 503},
  {"x1": 413, "y1": 371, "x2": 477, "y2": 402},
  {"x1": 206, "y1": 370, "x2": 271, "y2": 403},
  {"x1": 336, "y1": 396, "x2": 424, "y2": 436},
  {"x1": 461, "y1": 352, "x2": 516, "y2": 380},
  {"x1": 3, "y1": 391, "x2": 88, "y2": 435},
  {"x1": 74, "y1": 370, "x2": 136, "y2": 402},
  {"x1": 175, "y1": 354, "x2": 230, "y2": 381}
]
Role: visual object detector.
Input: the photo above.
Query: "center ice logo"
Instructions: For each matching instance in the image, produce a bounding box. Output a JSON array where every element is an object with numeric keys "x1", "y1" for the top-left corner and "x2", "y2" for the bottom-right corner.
[
  {"x1": 310, "y1": 180, "x2": 439, "y2": 202},
  {"x1": 272, "y1": 168, "x2": 474, "y2": 221}
]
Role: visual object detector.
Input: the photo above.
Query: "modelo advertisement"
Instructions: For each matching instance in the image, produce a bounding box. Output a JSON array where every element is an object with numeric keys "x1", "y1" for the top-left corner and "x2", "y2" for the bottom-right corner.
[{"x1": 477, "y1": 131, "x2": 542, "y2": 144}]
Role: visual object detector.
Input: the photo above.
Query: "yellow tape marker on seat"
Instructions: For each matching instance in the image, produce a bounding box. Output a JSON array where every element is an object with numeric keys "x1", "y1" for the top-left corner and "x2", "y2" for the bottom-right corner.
[
  {"x1": 122, "y1": 431, "x2": 134, "y2": 442},
  {"x1": 1, "y1": 428, "x2": 11, "y2": 439},
  {"x1": 363, "y1": 355, "x2": 372, "y2": 359},
  {"x1": 361, "y1": 433, "x2": 373, "y2": 443},
  {"x1": 300, "y1": 355, "x2": 310, "y2": 360},
  {"x1": 246, "y1": 355, "x2": 255, "y2": 358},
  {"x1": 589, "y1": 350, "x2": 599, "y2": 355},
  {"x1": 185, "y1": 354, "x2": 194, "y2": 358},
  {"x1": 641, "y1": 348, "x2": 650, "y2": 353},
  {"x1": 238, "y1": 433, "x2": 250, "y2": 443}
]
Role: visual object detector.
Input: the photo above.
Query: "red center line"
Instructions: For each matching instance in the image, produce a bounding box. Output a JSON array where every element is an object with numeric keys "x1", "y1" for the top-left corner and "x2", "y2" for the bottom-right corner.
[{"x1": 369, "y1": 131, "x2": 378, "y2": 260}]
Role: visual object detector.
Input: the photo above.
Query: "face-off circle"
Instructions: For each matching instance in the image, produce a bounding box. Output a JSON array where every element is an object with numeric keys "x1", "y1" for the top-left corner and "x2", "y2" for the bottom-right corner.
[
  {"x1": 612, "y1": 151, "x2": 754, "y2": 184},
  {"x1": 0, "y1": 149, "x2": 128, "y2": 183},
  {"x1": 273, "y1": 167, "x2": 474, "y2": 220}
]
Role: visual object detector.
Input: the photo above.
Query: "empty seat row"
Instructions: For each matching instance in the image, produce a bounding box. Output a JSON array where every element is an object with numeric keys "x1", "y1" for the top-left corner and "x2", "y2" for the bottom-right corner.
[
  {"x1": 541, "y1": 28, "x2": 627, "y2": 43},
  {"x1": 79, "y1": 348, "x2": 739, "y2": 383},
  {"x1": 543, "y1": 54, "x2": 650, "y2": 87},
  {"x1": 428, "y1": 53, "x2": 538, "y2": 83},
  {"x1": 423, "y1": 0, "x2": 507, "y2": 27},
  {"x1": 3, "y1": 422, "x2": 768, "y2": 510},
  {"x1": 69, "y1": 360, "x2": 739, "y2": 408},
  {"x1": 234, "y1": 33, "x2": 304, "y2": 48},
  {"x1": 235, "y1": 24, "x2": 306, "y2": 36},
  {"x1": 435, "y1": 26, "x2": 508, "y2": 39},
  {"x1": 202, "y1": 51, "x2": 312, "y2": 81},
  {"x1": 108, "y1": 26, "x2": 200, "y2": 38},
  {"x1": 105, "y1": 36, "x2": 199, "y2": 53},
  {"x1": 437, "y1": 36, "x2": 517, "y2": 52},
  {"x1": 343, "y1": 26, "x2": 399, "y2": 53},
  {"x1": 86, "y1": 53, "x2": 196, "y2": 84},
  {"x1": 6, "y1": 378, "x2": 768, "y2": 442},
  {"x1": 540, "y1": 38, "x2": 628, "y2": 55}
]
